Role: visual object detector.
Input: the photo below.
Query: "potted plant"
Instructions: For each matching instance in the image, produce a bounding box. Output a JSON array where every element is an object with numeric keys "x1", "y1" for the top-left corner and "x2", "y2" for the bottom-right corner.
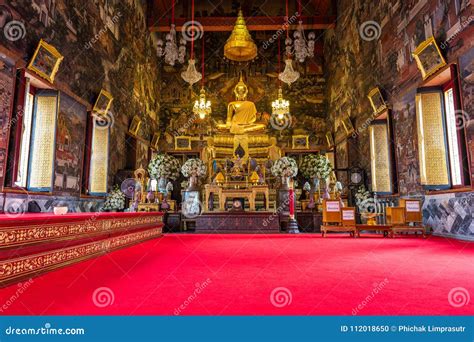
[
  {"x1": 102, "y1": 185, "x2": 126, "y2": 212},
  {"x1": 181, "y1": 158, "x2": 207, "y2": 191},
  {"x1": 271, "y1": 157, "x2": 298, "y2": 189},
  {"x1": 148, "y1": 154, "x2": 181, "y2": 192}
]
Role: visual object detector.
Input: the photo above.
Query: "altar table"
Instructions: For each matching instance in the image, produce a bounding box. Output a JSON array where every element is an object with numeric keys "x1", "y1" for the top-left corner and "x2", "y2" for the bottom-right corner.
[
  {"x1": 205, "y1": 184, "x2": 269, "y2": 211},
  {"x1": 0, "y1": 211, "x2": 164, "y2": 286}
]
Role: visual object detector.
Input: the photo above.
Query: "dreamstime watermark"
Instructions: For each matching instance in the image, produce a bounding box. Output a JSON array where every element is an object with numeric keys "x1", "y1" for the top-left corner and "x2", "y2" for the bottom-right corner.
[
  {"x1": 454, "y1": 110, "x2": 470, "y2": 130},
  {"x1": 5, "y1": 323, "x2": 85, "y2": 336},
  {"x1": 0, "y1": 278, "x2": 34, "y2": 313},
  {"x1": 171, "y1": 112, "x2": 200, "y2": 137},
  {"x1": 174, "y1": 278, "x2": 212, "y2": 315},
  {"x1": 262, "y1": 13, "x2": 299, "y2": 49},
  {"x1": 92, "y1": 111, "x2": 115, "y2": 130},
  {"x1": 84, "y1": 12, "x2": 122, "y2": 49},
  {"x1": 352, "y1": 278, "x2": 389, "y2": 315},
  {"x1": 3, "y1": 20, "x2": 26, "y2": 41},
  {"x1": 92, "y1": 287, "x2": 115, "y2": 308},
  {"x1": 448, "y1": 287, "x2": 470, "y2": 308},
  {"x1": 2, "y1": 104, "x2": 24, "y2": 135},
  {"x1": 359, "y1": 21, "x2": 381, "y2": 41},
  {"x1": 181, "y1": 20, "x2": 204, "y2": 42},
  {"x1": 440, "y1": 15, "x2": 473, "y2": 50},
  {"x1": 270, "y1": 287, "x2": 292, "y2": 308},
  {"x1": 4, "y1": 188, "x2": 31, "y2": 219},
  {"x1": 262, "y1": 196, "x2": 290, "y2": 227},
  {"x1": 351, "y1": 112, "x2": 380, "y2": 138},
  {"x1": 270, "y1": 113, "x2": 293, "y2": 131}
]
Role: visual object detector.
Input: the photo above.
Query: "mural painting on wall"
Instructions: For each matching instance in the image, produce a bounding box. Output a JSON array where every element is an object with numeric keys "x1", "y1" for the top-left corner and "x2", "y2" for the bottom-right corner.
[
  {"x1": 53, "y1": 93, "x2": 87, "y2": 195},
  {"x1": 324, "y1": 0, "x2": 472, "y2": 194},
  {"x1": 459, "y1": 47, "x2": 474, "y2": 184},
  {"x1": 0, "y1": 0, "x2": 161, "y2": 189}
]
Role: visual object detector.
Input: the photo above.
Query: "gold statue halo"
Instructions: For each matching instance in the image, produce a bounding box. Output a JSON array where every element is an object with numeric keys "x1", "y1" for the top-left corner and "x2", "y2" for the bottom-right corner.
[{"x1": 224, "y1": 10, "x2": 257, "y2": 62}]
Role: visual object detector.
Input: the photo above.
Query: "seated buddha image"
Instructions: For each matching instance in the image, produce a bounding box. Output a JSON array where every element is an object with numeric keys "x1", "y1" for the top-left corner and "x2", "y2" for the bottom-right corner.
[{"x1": 218, "y1": 74, "x2": 266, "y2": 134}]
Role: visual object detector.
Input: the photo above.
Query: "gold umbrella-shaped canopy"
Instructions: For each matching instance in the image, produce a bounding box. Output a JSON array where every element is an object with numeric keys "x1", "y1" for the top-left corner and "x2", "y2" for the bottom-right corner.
[{"x1": 224, "y1": 10, "x2": 258, "y2": 62}]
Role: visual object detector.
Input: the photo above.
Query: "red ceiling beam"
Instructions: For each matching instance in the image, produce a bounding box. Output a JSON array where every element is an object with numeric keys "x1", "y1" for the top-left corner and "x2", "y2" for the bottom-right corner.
[{"x1": 149, "y1": 15, "x2": 336, "y2": 32}]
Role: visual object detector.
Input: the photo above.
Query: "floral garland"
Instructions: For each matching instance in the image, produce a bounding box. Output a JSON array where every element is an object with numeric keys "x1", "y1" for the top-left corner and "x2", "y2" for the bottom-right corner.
[
  {"x1": 300, "y1": 154, "x2": 333, "y2": 180},
  {"x1": 271, "y1": 157, "x2": 298, "y2": 178},
  {"x1": 148, "y1": 154, "x2": 181, "y2": 180},
  {"x1": 102, "y1": 185, "x2": 126, "y2": 211},
  {"x1": 181, "y1": 158, "x2": 207, "y2": 178}
]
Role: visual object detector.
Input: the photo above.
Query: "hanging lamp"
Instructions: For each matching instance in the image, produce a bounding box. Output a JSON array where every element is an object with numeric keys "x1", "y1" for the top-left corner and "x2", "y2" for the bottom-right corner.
[
  {"x1": 181, "y1": 0, "x2": 202, "y2": 86},
  {"x1": 285, "y1": 0, "x2": 315, "y2": 63},
  {"x1": 279, "y1": 0, "x2": 300, "y2": 85},
  {"x1": 157, "y1": 0, "x2": 185, "y2": 66},
  {"x1": 193, "y1": 36, "x2": 211, "y2": 119},
  {"x1": 224, "y1": 9, "x2": 257, "y2": 62},
  {"x1": 272, "y1": 38, "x2": 289, "y2": 118}
]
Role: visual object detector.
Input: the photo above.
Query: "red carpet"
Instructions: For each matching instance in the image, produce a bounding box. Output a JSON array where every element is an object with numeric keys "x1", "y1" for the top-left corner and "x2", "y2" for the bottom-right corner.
[{"x1": 0, "y1": 234, "x2": 473, "y2": 315}]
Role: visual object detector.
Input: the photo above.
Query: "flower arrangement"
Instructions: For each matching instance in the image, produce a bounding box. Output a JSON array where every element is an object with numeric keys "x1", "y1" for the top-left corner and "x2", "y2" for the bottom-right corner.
[
  {"x1": 354, "y1": 185, "x2": 373, "y2": 212},
  {"x1": 102, "y1": 185, "x2": 126, "y2": 211},
  {"x1": 148, "y1": 154, "x2": 181, "y2": 180},
  {"x1": 181, "y1": 158, "x2": 207, "y2": 178},
  {"x1": 300, "y1": 154, "x2": 333, "y2": 180},
  {"x1": 271, "y1": 157, "x2": 298, "y2": 178}
]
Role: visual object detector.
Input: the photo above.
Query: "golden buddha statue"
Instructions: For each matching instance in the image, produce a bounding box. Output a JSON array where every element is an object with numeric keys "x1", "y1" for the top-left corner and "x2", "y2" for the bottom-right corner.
[{"x1": 218, "y1": 74, "x2": 265, "y2": 134}]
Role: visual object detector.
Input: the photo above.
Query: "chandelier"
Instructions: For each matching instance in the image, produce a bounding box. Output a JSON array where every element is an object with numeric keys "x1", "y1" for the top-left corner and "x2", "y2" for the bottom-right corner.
[
  {"x1": 181, "y1": 0, "x2": 202, "y2": 86},
  {"x1": 272, "y1": 87, "x2": 290, "y2": 119},
  {"x1": 193, "y1": 88, "x2": 211, "y2": 119},
  {"x1": 279, "y1": 58, "x2": 300, "y2": 86},
  {"x1": 284, "y1": 0, "x2": 315, "y2": 63},
  {"x1": 181, "y1": 59, "x2": 202, "y2": 86},
  {"x1": 192, "y1": 31, "x2": 211, "y2": 119},
  {"x1": 157, "y1": 1, "x2": 185, "y2": 66}
]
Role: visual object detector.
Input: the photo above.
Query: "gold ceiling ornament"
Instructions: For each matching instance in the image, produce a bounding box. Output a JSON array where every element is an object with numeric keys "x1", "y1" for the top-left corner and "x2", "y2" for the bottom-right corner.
[{"x1": 224, "y1": 10, "x2": 257, "y2": 62}]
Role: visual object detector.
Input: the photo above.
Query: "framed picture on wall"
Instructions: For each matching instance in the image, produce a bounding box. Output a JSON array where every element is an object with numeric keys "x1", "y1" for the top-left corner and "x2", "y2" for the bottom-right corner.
[
  {"x1": 27, "y1": 39, "x2": 64, "y2": 84},
  {"x1": 93, "y1": 89, "x2": 114, "y2": 115},
  {"x1": 341, "y1": 116, "x2": 355, "y2": 137},
  {"x1": 368, "y1": 87, "x2": 387, "y2": 114},
  {"x1": 292, "y1": 135, "x2": 309, "y2": 149},
  {"x1": 175, "y1": 136, "x2": 192, "y2": 151},
  {"x1": 412, "y1": 36, "x2": 447, "y2": 80},
  {"x1": 151, "y1": 132, "x2": 160, "y2": 150},
  {"x1": 129, "y1": 115, "x2": 142, "y2": 136},
  {"x1": 326, "y1": 132, "x2": 334, "y2": 148}
]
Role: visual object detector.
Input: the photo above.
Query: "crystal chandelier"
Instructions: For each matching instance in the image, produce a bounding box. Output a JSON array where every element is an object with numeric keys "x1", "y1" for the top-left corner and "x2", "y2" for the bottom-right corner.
[
  {"x1": 181, "y1": 0, "x2": 202, "y2": 86},
  {"x1": 156, "y1": 1, "x2": 186, "y2": 66},
  {"x1": 181, "y1": 58, "x2": 202, "y2": 86},
  {"x1": 285, "y1": 21, "x2": 315, "y2": 63},
  {"x1": 193, "y1": 88, "x2": 211, "y2": 119},
  {"x1": 279, "y1": 58, "x2": 300, "y2": 86},
  {"x1": 284, "y1": 0, "x2": 315, "y2": 63},
  {"x1": 272, "y1": 87, "x2": 289, "y2": 119}
]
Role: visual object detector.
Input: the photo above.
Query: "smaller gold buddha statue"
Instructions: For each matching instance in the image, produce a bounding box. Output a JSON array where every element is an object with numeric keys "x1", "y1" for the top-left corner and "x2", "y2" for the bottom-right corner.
[{"x1": 268, "y1": 137, "x2": 282, "y2": 161}]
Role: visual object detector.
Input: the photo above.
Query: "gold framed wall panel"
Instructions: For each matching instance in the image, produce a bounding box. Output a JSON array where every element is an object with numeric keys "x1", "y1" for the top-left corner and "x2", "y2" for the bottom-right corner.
[
  {"x1": 415, "y1": 92, "x2": 450, "y2": 187},
  {"x1": 369, "y1": 123, "x2": 392, "y2": 193},
  {"x1": 28, "y1": 93, "x2": 58, "y2": 191},
  {"x1": 89, "y1": 120, "x2": 109, "y2": 195}
]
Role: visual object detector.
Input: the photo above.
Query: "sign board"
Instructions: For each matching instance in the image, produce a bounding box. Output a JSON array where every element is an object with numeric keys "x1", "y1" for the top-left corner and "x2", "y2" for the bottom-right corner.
[
  {"x1": 326, "y1": 201, "x2": 341, "y2": 212},
  {"x1": 405, "y1": 201, "x2": 421, "y2": 212},
  {"x1": 342, "y1": 209, "x2": 355, "y2": 221}
]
